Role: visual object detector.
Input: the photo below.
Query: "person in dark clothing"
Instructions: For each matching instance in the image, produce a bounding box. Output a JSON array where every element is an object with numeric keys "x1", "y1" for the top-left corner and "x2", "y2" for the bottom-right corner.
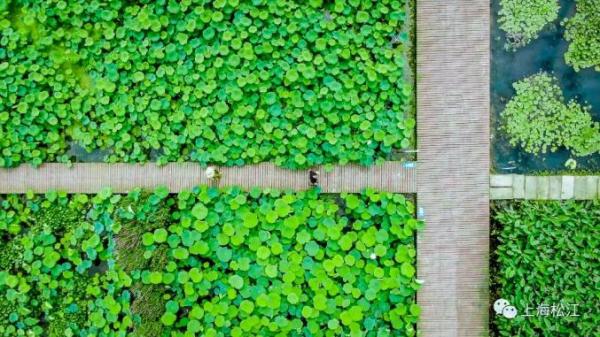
[{"x1": 309, "y1": 170, "x2": 319, "y2": 187}]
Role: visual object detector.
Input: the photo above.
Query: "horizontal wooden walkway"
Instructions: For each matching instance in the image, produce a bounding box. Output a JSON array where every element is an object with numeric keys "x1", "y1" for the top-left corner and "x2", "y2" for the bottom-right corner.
[
  {"x1": 416, "y1": 1, "x2": 490, "y2": 337},
  {"x1": 0, "y1": 162, "x2": 416, "y2": 194}
]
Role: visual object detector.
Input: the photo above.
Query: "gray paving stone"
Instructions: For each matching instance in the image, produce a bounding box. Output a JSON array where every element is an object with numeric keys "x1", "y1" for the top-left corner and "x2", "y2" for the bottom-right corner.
[
  {"x1": 490, "y1": 175, "x2": 513, "y2": 187},
  {"x1": 513, "y1": 175, "x2": 525, "y2": 199},
  {"x1": 548, "y1": 176, "x2": 562, "y2": 200},
  {"x1": 536, "y1": 176, "x2": 549, "y2": 199},
  {"x1": 525, "y1": 176, "x2": 537, "y2": 200},
  {"x1": 489, "y1": 175, "x2": 598, "y2": 200},
  {"x1": 573, "y1": 176, "x2": 588, "y2": 200},
  {"x1": 490, "y1": 187, "x2": 514, "y2": 200},
  {"x1": 561, "y1": 176, "x2": 575, "y2": 199},
  {"x1": 584, "y1": 176, "x2": 598, "y2": 199}
]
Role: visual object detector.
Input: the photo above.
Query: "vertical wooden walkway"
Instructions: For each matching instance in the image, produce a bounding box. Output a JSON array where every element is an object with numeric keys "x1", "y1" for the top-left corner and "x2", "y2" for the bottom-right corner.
[{"x1": 416, "y1": 1, "x2": 490, "y2": 337}]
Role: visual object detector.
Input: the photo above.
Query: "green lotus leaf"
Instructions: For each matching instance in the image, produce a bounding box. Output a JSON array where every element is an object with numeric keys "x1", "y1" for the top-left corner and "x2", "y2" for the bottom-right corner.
[
  {"x1": 228, "y1": 275, "x2": 244, "y2": 289},
  {"x1": 172, "y1": 247, "x2": 189, "y2": 260},
  {"x1": 401, "y1": 262, "x2": 415, "y2": 278},
  {"x1": 243, "y1": 212, "x2": 259, "y2": 228},
  {"x1": 160, "y1": 312, "x2": 177, "y2": 326},
  {"x1": 191, "y1": 204, "x2": 208, "y2": 220}
]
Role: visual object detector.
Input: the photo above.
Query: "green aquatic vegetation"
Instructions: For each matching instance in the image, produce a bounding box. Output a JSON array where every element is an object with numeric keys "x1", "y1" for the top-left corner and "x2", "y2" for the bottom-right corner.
[
  {"x1": 0, "y1": 187, "x2": 422, "y2": 336},
  {"x1": 564, "y1": 0, "x2": 600, "y2": 71},
  {"x1": 0, "y1": 192, "x2": 135, "y2": 337},
  {"x1": 491, "y1": 200, "x2": 600, "y2": 337},
  {"x1": 114, "y1": 193, "x2": 171, "y2": 274},
  {"x1": 0, "y1": 239, "x2": 23, "y2": 271},
  {"x1": 498, "y1": 0, "x2": 559, "y2": 49},
  {"x1": 130, "y1": 284, "x2": 167, "y2": 337},
  {"x1": 125, "y1": 186, "x2": 422, "y2": 337},
  {"x1": 501, "y1": 72, "x2": 600, "y2": 156},
  {"x1": 0, "y1": 0, "x2": 414, "y2": 168}
]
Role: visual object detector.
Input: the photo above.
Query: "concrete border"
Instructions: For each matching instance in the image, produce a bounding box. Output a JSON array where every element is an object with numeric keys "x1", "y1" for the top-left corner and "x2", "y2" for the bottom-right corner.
[{"x1": 491, "y1": 174, "x2": 600, "y2": 200}]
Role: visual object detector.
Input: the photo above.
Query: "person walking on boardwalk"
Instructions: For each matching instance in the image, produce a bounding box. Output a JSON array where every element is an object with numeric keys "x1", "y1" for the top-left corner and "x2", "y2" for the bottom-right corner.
[{"x1": 309, "y1": 169, "x2": 319, "y2": 187}]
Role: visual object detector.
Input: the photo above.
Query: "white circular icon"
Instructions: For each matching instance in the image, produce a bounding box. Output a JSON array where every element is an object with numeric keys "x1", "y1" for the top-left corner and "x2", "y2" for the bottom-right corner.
[
  {"x1": 493, "y1": 298, "x2": 510, "y2": 314},
  {"x1": 502, "y1": 305, "x2": 518, "y2": 319}
]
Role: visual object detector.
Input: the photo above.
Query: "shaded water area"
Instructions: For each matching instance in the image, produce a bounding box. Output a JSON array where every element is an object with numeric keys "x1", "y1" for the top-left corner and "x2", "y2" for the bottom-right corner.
[
  {"x1": 67, "y1": 143, "x2": 164, "y2": 162},
  {"x1": 67, "y1": 142, "x2": 111, "y2": 163},
  {"x1": 491, "y1": 0, "x2": 600, "y2": 173}
]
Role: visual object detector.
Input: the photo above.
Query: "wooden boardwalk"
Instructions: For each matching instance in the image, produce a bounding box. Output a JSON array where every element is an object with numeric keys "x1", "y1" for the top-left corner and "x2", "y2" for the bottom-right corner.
[
  {"x1": 416, "y1": 1, "x2": 490, "y2": 337},
  {"x1": 0, "y1": 162, "x2": 416, "y2": 194}
]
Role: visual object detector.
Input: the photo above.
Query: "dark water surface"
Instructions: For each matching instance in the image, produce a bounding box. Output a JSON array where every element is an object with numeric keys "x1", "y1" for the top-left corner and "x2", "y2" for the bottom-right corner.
[
  {"x1": 491, "y1": 0, "x2": 600, "y2": 173},
  {"x1": 67, "y1": 142, "x2": 111, "y2": 162}
]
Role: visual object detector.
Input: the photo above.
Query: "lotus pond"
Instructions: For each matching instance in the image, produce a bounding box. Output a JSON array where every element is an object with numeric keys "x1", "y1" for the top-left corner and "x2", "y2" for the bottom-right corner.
[
  {"x1": 0, "y1": 0, "x2": 415, "y2": 168},
  {"x1": 0, "y1": 187, "x2": 422, "y2": 336},
  {"x1": 492, "y1": 0, "x2": 600, "y2": 173}
]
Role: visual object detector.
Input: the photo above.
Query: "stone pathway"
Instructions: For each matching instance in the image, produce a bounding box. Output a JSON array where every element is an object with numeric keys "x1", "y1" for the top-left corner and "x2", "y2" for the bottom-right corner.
[{"x1": 491, "y1": 174, "x2": 600, "y2": 200}]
